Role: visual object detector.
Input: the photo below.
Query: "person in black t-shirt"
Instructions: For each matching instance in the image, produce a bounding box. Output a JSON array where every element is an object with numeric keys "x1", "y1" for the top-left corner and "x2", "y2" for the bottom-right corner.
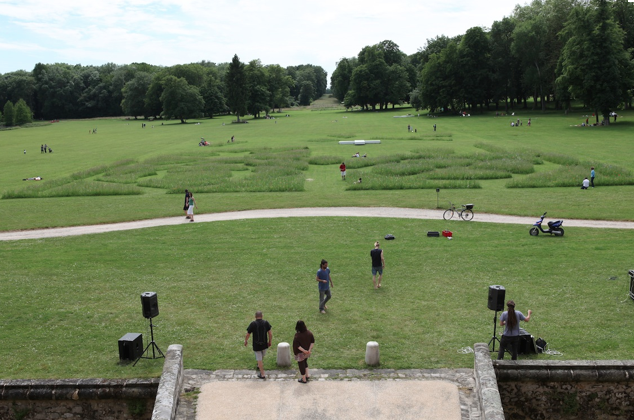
[
  {"x1": 370, "y1": 241, "x2": 385, "y2": 289},
  {"x1": 244, "y1": 311, "x2": 272, "y2": 379}
]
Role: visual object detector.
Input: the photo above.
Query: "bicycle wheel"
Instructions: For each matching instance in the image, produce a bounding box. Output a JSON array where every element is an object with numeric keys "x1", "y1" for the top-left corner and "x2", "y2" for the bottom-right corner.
[
  {"x1": 461, "y1": 209, "x2": 474, "y2": 221},
  {"x1": 443, "y1": 209, "x2": 454, "y2": 220}
]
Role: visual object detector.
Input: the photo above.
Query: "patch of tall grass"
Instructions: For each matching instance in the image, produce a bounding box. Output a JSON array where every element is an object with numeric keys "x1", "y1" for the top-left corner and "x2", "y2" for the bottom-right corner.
[
  {"x1": 425, "y1": 167, "x2": 512, "y2": 180},
  {"x1": 346, "y1": 174, "x2": 480, "y2": 190},
  {"x1": 372, "y1": 161, "x2": 436, "y2": 176},
  {"x1": 3, "y1": 180, "x2": 142, "y2": 198},
  {"x1": 409, "y1": 147, "x2": 456, "y2": 158},
  {"x1": 308, "y1": 156, "x2": 344, "y2": 165},
  {"x1": 506, "y1": 163, "x2": 634, "y2": 188},
  {"x1": 470, "y1": 158, "x2": 535, "y2": 174},
  {"x1": 192, "y1": 172, "x2": 305, "y2": 193},
  {"x1": 138, "y1": 166, "x2": 234, "y2": 191},
  {"x1": 96, "y1": 164, "x2": 158, "y2": 184},
  {"x1": 345, "y1": 155, "x2": 403, "y2": 169}
]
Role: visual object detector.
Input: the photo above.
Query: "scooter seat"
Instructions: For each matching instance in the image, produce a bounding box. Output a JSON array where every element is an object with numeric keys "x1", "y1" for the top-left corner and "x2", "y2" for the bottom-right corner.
[{"x1": 548, "y1": 220, "x2": 562, "y2": 227}]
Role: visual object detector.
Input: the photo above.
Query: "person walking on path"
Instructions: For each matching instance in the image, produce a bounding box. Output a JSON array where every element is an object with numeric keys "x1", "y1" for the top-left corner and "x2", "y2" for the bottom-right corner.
[
  {"x1": 316, "y1": 259, "x2": 333, "y2": 314},
  {"x1": 497, "y1": 300, "x2": 532, "y2": 360},
  {"x1": 339, "y1": 162, "x2": 346, "y2": 180},
  {"x1": 186, "y1": 193, "x2": 198, "y2": 222},
  {"x1": 370, "y1": 241, "x2": 385, "y2": 289},
  {"x1": 293, "y1": 320, "x2": 314, "y2": 384},
  {"x1": 244, "y1": 311, "x2": 272, "y2": 380},
  {"x1": 590, "y1": 167, "x2": 595, "y2": 188},
  {"x1": 183, "y1": 189, "x2": 190, "y2": 218}
]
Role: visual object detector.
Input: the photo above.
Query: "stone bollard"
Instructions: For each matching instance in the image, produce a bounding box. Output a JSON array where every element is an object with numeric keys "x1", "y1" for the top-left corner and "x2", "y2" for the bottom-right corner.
[
  {"x1": 276, "y1": 342, "x2": 291, "y2": 367},
  {"x1": 365, "y1": 341, "x2": 380, "y2": 366}
]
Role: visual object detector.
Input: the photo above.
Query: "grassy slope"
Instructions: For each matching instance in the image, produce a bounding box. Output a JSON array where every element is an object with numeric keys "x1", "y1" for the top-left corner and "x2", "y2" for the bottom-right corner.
[
  {"x1": 1, "y1": 105, "x2": 634, "y2": 379},
  {"x1": 1, "y1": 107, "x2": 634, "y2": 231}
]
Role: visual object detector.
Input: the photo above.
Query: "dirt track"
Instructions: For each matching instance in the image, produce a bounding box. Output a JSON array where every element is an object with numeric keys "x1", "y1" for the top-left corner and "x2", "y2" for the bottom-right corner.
[{"x1": 1, "y1": 207, "x2": 633, "y2": 241}]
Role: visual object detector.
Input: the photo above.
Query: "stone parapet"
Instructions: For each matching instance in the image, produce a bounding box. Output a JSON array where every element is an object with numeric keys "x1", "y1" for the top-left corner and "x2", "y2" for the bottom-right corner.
[
  {"x1": 0, "y1": 378, "x2": 158, "y2": 400},
  {"x1": 151, "y1": 344, "x2": 184, "y2": 420},
  {"x1": 473, "y1": 343, "x2": 505, "y2": 420}
]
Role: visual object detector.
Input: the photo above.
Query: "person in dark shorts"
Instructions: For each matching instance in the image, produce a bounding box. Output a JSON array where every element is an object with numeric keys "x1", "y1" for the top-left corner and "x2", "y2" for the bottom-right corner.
[
  {"x1": 316, "y1": 259, "x2": 333, "y2": 313},
  {"x1": 245, "y1": 311, "x2": 272, "y2": 379},
  {"x1": 370, "y1": 241, "x2": 385, "y2": 289},
  {"x1": 293, "y1": 320, "x2": 314, "y2": 384}
]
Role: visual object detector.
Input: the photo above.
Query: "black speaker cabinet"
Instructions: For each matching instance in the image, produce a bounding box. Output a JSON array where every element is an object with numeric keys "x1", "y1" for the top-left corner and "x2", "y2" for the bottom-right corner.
[
  {"x1": 141, "y1": 292, "x2": 159, "y2": 319},
  {"x1": 487, "y1": 285, "x2": 506, "y2": 311},
  {"x1": 118, "y1": 333, "x2": 143, "y2": 361}
]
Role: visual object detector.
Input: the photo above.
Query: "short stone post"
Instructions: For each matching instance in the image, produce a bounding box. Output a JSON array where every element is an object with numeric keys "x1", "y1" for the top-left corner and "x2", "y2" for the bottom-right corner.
[
  {"x1": 365, "y1": 341, "x2": 380, "y2": 366},
  {"x1": 276, "y1": 342, "x2": 291, "y2": 367}
]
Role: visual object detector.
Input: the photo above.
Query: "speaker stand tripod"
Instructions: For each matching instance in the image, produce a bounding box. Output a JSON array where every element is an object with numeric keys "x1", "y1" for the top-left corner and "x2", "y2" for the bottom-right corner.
[
  {"x1": 488, "y1": 310, "x2": 501, "y2": 352},
  {"x1": 134, "y1": 317, "x2": 164, "y2": 366}
]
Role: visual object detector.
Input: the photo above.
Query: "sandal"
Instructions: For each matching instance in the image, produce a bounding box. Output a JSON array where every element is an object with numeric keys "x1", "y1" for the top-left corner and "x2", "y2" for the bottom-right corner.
[
  {"x1": 257, "y1": 373, "x2": 266, "y2": 380},
  {"x1": 298, "y1": 378, "x2": 307, "y2": 384}
]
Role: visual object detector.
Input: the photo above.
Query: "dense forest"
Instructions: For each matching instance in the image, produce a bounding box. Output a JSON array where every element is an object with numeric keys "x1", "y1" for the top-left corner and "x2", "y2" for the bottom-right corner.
[
  {"x1": 0, "y1": 0, "x2": 632, "y2": 124},
  {"x1": 332, "y1": 0, "x2": 634, "y2": 121}
]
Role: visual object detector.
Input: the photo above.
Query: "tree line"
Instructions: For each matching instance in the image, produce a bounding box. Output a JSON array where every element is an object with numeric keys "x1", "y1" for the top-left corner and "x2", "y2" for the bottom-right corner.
[
  {"x1": 331, "y1": 0, "x2": 634, "y2": 122},
  {"x1": 0, "y1": 55, "x2": 327, "y2": 123}
]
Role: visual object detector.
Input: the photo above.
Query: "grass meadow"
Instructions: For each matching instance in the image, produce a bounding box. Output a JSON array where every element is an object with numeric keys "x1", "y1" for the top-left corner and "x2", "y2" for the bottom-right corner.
[{"x1": 1, "y1": 101, "x2": 634, "y2": 379}]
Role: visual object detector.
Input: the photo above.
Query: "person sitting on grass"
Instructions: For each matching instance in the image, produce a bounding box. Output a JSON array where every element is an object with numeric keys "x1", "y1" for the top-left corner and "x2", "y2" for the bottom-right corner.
[
  {"x1": 581, "y1": 177, "x2": 590, "y2": 190},
  {"x1": 354, "y1": 178, "x2": 362, "y2": 184}
]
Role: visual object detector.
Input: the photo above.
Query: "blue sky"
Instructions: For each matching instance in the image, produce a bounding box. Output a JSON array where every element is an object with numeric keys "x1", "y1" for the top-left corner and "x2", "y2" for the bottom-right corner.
[{"x1": 0, "y1": 0, "x2": 520, "y2": 79}]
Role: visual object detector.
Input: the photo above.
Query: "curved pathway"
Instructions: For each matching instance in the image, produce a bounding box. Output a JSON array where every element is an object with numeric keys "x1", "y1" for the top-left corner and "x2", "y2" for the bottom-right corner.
[{"x1": 1, "y1": 207, "x2": 633, "y2": 241}]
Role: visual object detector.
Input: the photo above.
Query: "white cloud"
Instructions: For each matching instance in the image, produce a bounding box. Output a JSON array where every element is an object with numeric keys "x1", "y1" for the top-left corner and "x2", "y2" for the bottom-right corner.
[{"x1": 0, "y1": 0, "x2": 520, "y2": 75}]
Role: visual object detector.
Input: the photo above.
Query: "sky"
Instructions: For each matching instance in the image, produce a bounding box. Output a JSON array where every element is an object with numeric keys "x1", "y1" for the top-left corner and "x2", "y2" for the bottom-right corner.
[{"x1": 0, "y1": 0, "x2": 522, "y2": 81}]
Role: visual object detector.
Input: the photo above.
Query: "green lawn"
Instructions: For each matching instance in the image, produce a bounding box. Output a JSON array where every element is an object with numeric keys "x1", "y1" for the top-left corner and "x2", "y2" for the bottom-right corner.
[
  {"x1": 1, "y1": 107, "x2": 634, "y2": 231},
  {"x1": 1, "y1": 105, "x2": 634, "y2": 380},
  {"x1": 1, "y1": 217, "x2": 633, "y2": 379}
]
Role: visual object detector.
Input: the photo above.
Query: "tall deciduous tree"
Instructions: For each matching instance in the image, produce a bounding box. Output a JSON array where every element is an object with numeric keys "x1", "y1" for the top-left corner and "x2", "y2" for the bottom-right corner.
[
  {"x1": 331, "y1": 58, "x2": 356, "y2": 102},
  {"x1": 557, "y1": 0, "x2": 634, "y2": 122},
  {"x1": 490, "y1": 17, "x2": 518, "y2": 111},
  {"x1": 3, "y1": 100, "x2": 15, "y2": 126},
  {"x1": 121, "y1": 72, "x2": 153, "y2": 118},
  {"x1": 266, "y1": 64, "x2": 293, "y2": 112},
  {"x1": 459, "y1": 26, "x2": 491, "y2": 112},
  {"x1": 160, "y1": 76, "x2": 204, "y2": 123},
  {"x1": 226, "y1": 55, "x2": 248, "y2": 122},
  {"x1": 245, "y1": 59, "x2": 270, "y2": 117},
  {"x1": 14, "y1": 98, "x2": 32, "y2": 125}
]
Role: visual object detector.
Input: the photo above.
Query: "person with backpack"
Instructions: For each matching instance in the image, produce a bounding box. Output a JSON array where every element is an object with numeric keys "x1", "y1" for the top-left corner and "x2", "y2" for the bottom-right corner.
[{"x1": 244, "y1": 311, "x2": 272, "y2": 379}]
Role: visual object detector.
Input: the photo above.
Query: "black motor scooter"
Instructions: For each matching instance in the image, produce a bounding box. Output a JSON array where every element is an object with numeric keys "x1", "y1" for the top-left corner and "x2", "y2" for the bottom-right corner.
[{"x1": 529, "y1": 212, "x2": 564, "y2": 236}]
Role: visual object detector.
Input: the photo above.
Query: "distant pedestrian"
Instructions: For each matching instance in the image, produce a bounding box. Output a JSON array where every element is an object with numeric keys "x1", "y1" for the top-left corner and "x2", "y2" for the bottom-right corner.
[
  {"x1": 527, "y1": 118, "x2": 531, "y2": 127},
  {"x1": 407, "y1": 124, "x2": 411, "y2": 132},
  {"x1": 183, "y1": 189, "x2": 190, "y2": 218},
  {"x1": 590, "y1": 167, "x2": 595, "y2": 188},
  {"x1": 23, "y1": 149, "x2": 26, "y2": 154},
  {"x1": 41, "y1": 144, "x2": 44, "y2": 153},
  {"x1": 316, "y1": 259, "x2": 333, "y2": 314},
  {"x1": 339, "y1": 162, "x2": 346, "y2": 180},
  {"x1": 370, "y1": 241, "x2": 385, "y2": 289},
  {"x1": 293, "y1": 320, "x2": 315, "y2": 384},
  {"x1": 244, "y1": 311, "x2": 272, "y2": 380},
  {"x1": 44, "y1": 144, "x2": 48, "y2": 153},
  {"x1": 231, "y1": 135, "x2": 235, "y2": 142},
  {"x1": 433, "y1": 124, "x2": 436, "y2": 132},
  {"x1": 187, "y1": 193, "x2": 198, "y2": 222}
]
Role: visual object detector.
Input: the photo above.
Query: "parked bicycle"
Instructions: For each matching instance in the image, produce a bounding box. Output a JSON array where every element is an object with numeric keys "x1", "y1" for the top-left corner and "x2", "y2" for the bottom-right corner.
[{"x1": 443, "y1": 203, "x2": 474, "y2": 221}]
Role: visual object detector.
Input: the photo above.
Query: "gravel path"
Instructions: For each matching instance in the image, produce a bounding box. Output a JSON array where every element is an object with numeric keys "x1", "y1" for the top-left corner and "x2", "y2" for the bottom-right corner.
[{"x1": 1, "y1": 207, "x2": 633, "y2": 241}]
